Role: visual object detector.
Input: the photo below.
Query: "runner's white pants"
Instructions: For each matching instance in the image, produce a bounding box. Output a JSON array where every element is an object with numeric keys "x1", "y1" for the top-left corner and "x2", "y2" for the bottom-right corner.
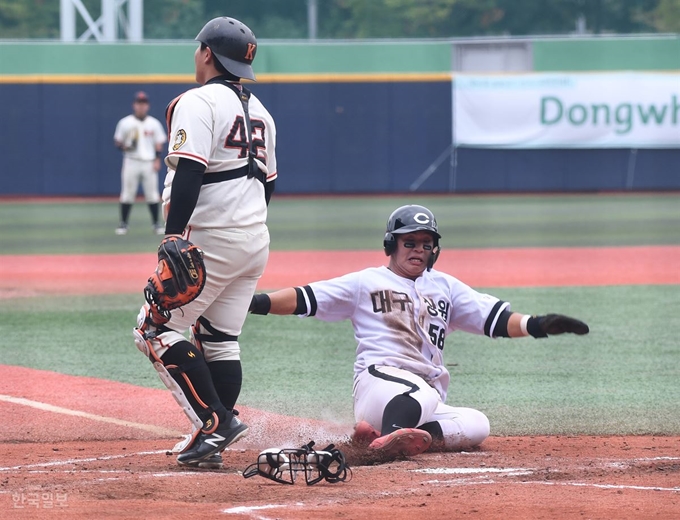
[{"x1": 353, "y1": 365, "x2": 490, "y2": 450}]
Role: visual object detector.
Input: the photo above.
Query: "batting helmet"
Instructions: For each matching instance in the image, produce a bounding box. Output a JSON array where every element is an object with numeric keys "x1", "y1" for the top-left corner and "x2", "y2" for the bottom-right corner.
[
  {"x1": 383, "y1": 205, "x2": 441, "y2": 269},
  {"x1": 195, "y1": 17, "x2": 257, "y2": 81}
]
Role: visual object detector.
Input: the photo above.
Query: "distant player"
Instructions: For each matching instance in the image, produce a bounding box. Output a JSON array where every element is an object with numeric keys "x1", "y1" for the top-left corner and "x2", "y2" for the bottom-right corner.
[
  {"x1": 133, "y1": 16, "x2": 277, "y2": 469},
  {"x1": 249, "y1": 205, "x2": 589, "y2": 459},
  {"x1": 113, "y1": 91, "x2": 167, "y2": 235}
]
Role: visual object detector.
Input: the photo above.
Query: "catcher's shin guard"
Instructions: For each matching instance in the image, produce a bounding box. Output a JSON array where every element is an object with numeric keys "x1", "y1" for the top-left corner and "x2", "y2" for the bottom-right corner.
[
  {"x1": 134, "y1": 306, "x2": 228, "y2": 433},
  {"x1": 133, "y1": 327, "x2": 202, "y2": 430},
  {"x1": 160, "y1": 340, "x2": 229, "y2": 434}
]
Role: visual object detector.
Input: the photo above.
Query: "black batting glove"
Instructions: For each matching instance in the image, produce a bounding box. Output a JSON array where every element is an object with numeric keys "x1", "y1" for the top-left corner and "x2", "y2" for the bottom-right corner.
[{"x1": 527, "y1": 314, "x2": 589, "y2": 338}]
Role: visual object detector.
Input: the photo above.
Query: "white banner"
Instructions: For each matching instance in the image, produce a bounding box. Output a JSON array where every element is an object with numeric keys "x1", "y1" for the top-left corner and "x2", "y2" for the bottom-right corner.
[{"x1": 454, "y1": 73, "x2": 680, "y2": 148}]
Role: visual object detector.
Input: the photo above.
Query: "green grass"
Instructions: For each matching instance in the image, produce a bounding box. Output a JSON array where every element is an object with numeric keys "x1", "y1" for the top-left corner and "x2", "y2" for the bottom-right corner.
[
  {"x1": 1, "y1": 286, "x2": 678, "y2": 435},
  {"x1": 1, "y1": 193, "x2": 678, "y2": 254},
  {"x1": 1, "y1": 194, "x2": 678, "y2": 435}
]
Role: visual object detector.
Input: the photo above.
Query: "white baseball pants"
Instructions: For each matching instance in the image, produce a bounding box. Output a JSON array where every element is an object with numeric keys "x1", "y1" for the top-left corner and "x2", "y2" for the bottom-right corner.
[
  {"x1": 142, "y1": 223, "x2": 270, "y2": 362},
  {"x1": 353, "y1": 365, "x2": 490, "y2": 450},
  {"x1": 120, "y1": 157, "x2": 160, "y2": 204}
]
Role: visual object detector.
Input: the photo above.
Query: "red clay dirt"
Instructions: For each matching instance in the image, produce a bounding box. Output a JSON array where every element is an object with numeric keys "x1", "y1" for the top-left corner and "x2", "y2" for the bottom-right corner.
[
  {"x1": 1, "y1": 245, "x2": 679, "y2": 297},
  {"x1": 1, "y1": 247, "x2": 679, "y2": 518},
  {"x1": 1, "y1": 366, "x2": 679, "y2": 520}
]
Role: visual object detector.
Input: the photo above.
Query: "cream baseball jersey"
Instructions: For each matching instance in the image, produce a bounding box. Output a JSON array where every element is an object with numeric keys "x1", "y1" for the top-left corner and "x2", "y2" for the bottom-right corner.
[
  {"x1": 163, "y1": 83, "x2": 277, "y2": 230},
  {"x1": 299, "y1": 266, "x2": 508, "y2": 401},
  {"x1": 114, "y1": 115, "x2": 166, "y2": 161}
]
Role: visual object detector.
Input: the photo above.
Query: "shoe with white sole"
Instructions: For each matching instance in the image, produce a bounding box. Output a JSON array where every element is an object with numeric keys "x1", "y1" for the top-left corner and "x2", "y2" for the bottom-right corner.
[
  {"x1": 368, "y1": 428, "x2": 432, "y2": 458},
  {"x1": 176, "y1": 415, "x2": 248, "y2": 467},
  {"x1": 181, "y1": 453, "x2": 224, "y2": 470}
]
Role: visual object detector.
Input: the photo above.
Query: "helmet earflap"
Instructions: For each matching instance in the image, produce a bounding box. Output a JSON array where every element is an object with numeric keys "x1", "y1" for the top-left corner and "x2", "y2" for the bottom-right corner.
[
  {"x1": 427, "y1": 245, "x2": 441, "y2": 271},
  {"x1": 383, "y1": 233, "x2": 397, "y2": 256}
]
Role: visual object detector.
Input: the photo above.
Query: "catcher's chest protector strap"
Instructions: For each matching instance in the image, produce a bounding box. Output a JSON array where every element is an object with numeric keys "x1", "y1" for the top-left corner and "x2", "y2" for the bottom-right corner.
[
  {"x1": 208, "y1": 77, "x2": 266, "y2": 186},
  {"x1": 193, "y1": 315, "x2": 238, "y2": 344},
  {"x1": 165, "y1": 93, "x2": 184, "y2": 139},
  {"x1": 201, "y1": 164, "x2": 250, "y2": 185}
]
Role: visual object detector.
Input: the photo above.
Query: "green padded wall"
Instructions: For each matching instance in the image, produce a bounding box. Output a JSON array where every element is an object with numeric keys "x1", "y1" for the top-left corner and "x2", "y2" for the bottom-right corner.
[
  {"x1": 533, "y1": 37, "x2": 680, "y2": 71},
  {"x1": 0, "y1": 41, "x2": 452, "y2": 79},
  {"x1": 1, "y1": 37, "x2": 677, "y2": 81}
]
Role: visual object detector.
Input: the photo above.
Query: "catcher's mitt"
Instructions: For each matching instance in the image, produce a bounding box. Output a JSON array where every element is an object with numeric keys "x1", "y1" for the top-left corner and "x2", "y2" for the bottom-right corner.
[{"x1": 144, "y1": 236, "x2": 206, "y2": 316}]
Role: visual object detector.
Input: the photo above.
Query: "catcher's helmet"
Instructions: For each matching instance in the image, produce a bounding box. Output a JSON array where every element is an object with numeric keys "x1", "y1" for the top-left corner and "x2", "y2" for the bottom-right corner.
[
  {"x1": 242, "y1": 442, "x2": 351, "y2": 485},
  {"x1": 383, "y1": 205, "x2": 441, "y2": 270},
  {"x1": 195, "y1": 17, "x2": 257, "y2": 81}
]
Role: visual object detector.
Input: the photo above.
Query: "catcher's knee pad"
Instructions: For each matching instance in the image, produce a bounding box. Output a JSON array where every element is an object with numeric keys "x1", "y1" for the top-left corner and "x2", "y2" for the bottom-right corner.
[
  {"x1": 134, "y1": 303, "x2": 186, "y2": 361},
  {"x1": 191, "y1": 316, "x2": 241, "y2": 363}
]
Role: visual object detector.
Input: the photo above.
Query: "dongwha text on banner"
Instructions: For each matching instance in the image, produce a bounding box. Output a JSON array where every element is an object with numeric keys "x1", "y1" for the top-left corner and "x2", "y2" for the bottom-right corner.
[{"x1": 453, "y1": 73, "x2": 680, "y2": 148}]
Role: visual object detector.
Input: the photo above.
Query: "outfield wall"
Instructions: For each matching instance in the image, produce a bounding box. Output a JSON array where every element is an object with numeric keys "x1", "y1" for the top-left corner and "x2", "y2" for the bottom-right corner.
[
  {"x1": 0, "y1": 80, "x2": 455, "y2": 195},
  {"x1": 2, "y1": 37, "x2": 680, "y2": 75},
  {"x1": 1, "y1": 36, "x2": 679, "y2": 196}
]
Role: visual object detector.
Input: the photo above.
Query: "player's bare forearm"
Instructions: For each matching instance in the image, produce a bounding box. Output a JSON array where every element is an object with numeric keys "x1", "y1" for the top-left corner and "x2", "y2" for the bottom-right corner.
[
  {"x1": 507, "y1": 313, "x2": 526, "y2": 337},
  {"x1": 267, "y1": 288, "x2": 298, "y2": 314}
]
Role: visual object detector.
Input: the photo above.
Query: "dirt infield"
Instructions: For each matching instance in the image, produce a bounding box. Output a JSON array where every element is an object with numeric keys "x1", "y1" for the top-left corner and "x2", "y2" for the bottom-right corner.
[
  {"x1": 3, "y1": 437, "x2": 679, "y2": 519},
  {"x1": 1, "y1": 366, "x2": 679, "y2": 519},
  {"x1": 1, "y1": 246, "x2": 679, "y2": 518}
]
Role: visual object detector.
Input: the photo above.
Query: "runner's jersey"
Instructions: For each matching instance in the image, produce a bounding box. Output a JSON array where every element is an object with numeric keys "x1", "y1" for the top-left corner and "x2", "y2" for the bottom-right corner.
[
  {"x1": 301, "y1": 266, "x2": 508, "y2": 400},
  {"x1": 163, "y1": 82, "x2": 277, "y2": 230}
]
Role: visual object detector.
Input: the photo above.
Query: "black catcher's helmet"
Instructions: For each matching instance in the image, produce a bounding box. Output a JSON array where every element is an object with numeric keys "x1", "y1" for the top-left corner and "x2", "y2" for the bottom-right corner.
[
  {"x1": 243, "y1": 442, "x2": 351, "y2": 485},
  {"x1": 195, "y1": 17, "x2": 257, "y2": 81},
  {"x1": 383, "y1": 205, "x2": 441, "y2": 270}
]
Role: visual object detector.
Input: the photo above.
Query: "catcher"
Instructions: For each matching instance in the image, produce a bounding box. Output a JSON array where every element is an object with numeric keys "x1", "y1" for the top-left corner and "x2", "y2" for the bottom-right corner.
[
  {"x1": 249, "y1": 205, "x2": 589, "y2": 459},
  {"x1": 133, "y1": 16, "x2": 276, "y2": 469}
]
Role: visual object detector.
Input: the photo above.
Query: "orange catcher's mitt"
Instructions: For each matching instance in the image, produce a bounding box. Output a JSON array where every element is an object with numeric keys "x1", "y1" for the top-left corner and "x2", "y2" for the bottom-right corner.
[{"x1": 144, "y1": 236, "x2": 207, "y2": 317}]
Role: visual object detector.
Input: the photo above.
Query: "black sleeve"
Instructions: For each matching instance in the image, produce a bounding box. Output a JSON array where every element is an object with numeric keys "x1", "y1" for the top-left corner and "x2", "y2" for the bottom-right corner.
[
  {"x1": 294, "y1": 285, "x2": 317, "y2": 316},
  {"x1": 264, "y1": 179, "x2": 275, "y2": 206},
  {"x1": 165, "y1": 158, "x2": 206, "y2": 235},
  {"x1": 490, "y1": 309, "x2": 513, "y2": 338},
  {"x1": 483, "y1": 301, "x2": 509, "y2": 338}
]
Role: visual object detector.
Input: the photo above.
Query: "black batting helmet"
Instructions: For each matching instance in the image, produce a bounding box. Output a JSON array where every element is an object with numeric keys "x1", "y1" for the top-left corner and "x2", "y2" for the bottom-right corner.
[
  {"x1": 195, "y1": 17, "x2": 257, "y2": 81},
  {"x1": 383, "y1": 205, "x2": 441, "y2": 270}
]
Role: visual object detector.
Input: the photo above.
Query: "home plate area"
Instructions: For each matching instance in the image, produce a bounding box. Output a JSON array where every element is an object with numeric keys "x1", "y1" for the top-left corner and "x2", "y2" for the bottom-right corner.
[{"x1": 1, "y1": 436, "x2": 679, "y2": 519}]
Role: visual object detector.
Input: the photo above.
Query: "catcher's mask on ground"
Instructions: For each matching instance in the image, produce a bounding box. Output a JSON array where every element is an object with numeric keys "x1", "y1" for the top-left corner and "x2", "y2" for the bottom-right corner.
[
  {"x1": 383, "y1": 204, "x2": 441, "y2": 270},
  {"x1": 195, "y1": 17, "x2": 257, "y2": 81},
  {"x1": 243, "y1": 442, "x2": 351, "y2": 485}
]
